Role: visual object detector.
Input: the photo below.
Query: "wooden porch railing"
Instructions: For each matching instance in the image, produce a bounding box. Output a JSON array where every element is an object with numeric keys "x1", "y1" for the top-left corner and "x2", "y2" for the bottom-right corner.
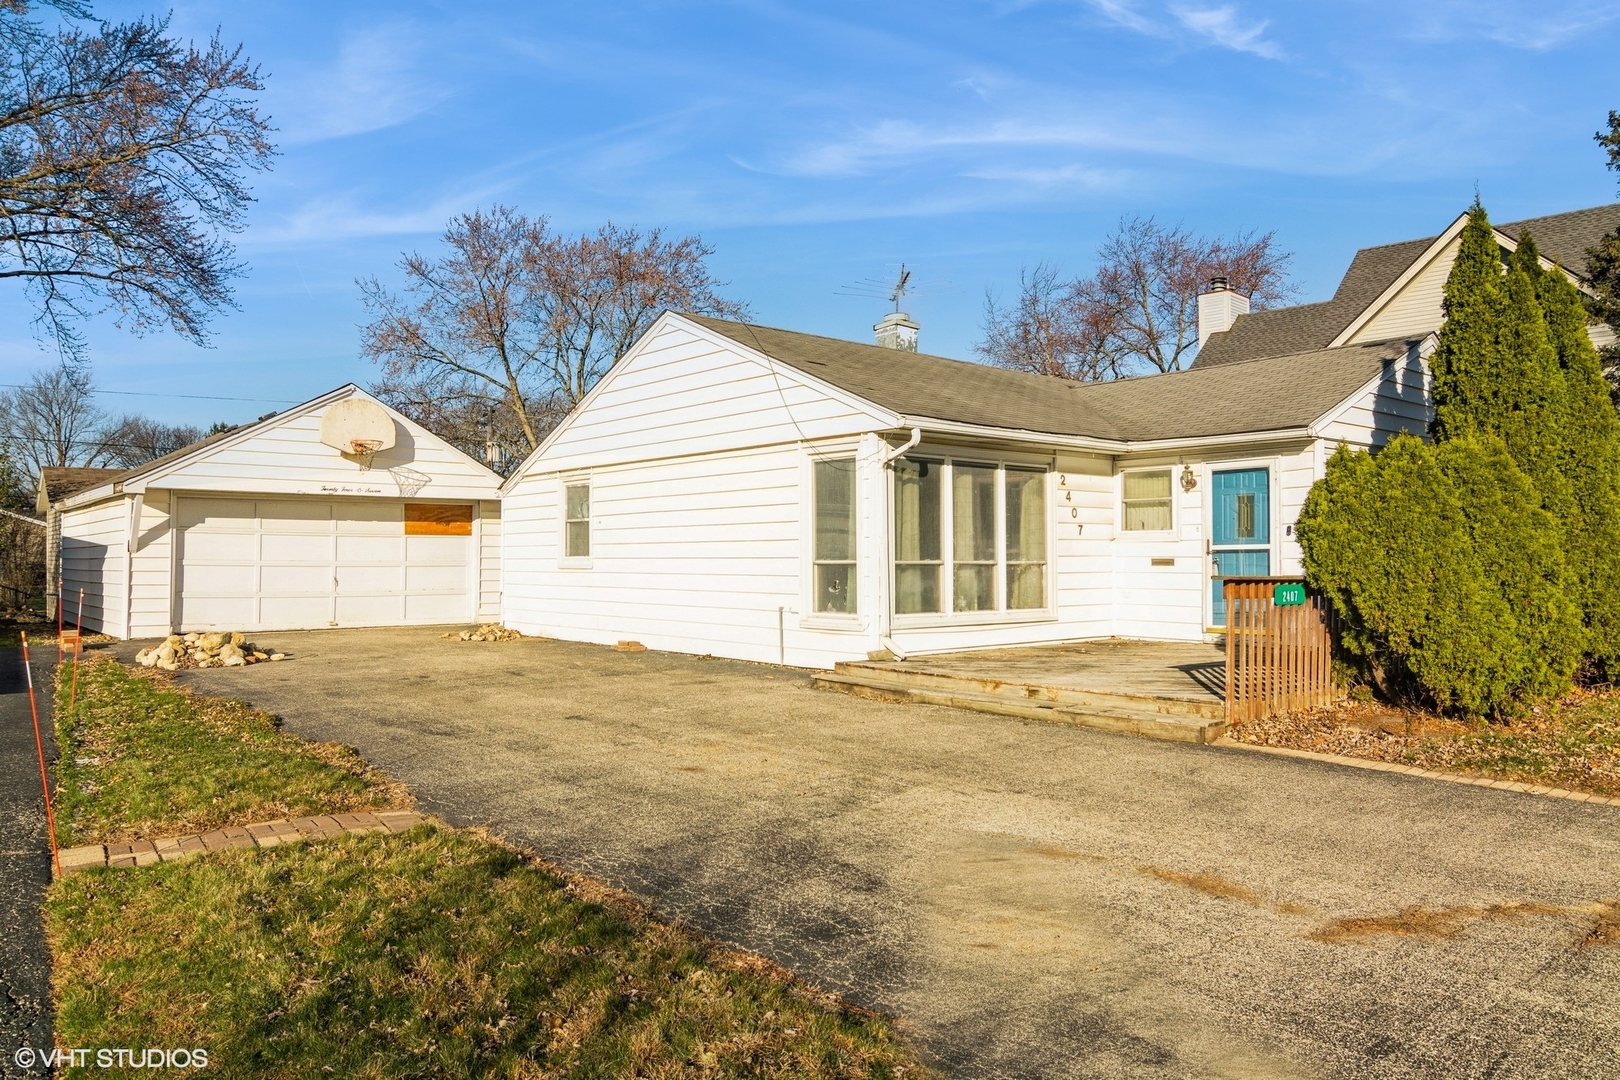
[{"x1": 1223, "y1": 577, "x2": 1341, "y2": 724}]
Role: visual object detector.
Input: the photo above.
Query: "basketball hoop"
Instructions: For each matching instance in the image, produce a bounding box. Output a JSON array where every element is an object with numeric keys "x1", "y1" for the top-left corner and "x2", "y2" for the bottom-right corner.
[
  {"x1": 349, "y1": 438, "x2": 383, "y2": 471},
  {"x1": 389, "y1": 466, "x2": 431, "y2": 498}
]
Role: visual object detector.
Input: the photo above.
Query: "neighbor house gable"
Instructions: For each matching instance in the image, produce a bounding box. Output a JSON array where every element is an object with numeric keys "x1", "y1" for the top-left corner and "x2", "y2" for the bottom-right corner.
[
  {"x1": 63, "y1": 384, "x2": 502, "y2": 508},
  {"x1": 501, "y1": 312, "x2": 898, "y2": 490}
]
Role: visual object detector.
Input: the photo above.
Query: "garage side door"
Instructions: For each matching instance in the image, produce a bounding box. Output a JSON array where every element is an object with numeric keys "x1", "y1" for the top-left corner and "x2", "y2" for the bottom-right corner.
[{"x1": 176, "y1": 497, "x2": 474, "y2": 631}]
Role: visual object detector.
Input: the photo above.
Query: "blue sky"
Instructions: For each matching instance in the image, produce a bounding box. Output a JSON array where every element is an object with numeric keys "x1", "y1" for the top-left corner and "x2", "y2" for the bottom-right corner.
[{"x1": 3, "y1": 0, "x2": 1619, "y2": 429}]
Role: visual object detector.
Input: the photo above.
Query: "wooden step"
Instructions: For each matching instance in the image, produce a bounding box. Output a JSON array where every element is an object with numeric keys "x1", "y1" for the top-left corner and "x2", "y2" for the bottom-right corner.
[
  {"x1": 831, "y1": 661, "x2": 1226, "y2": 721},
  {"x1": 811, "y1": 672, "x2": 1227, "y2": 745}
]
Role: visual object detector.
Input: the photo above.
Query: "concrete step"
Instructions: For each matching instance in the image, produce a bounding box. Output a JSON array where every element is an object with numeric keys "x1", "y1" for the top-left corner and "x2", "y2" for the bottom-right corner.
[
  {"x1": 830, "y1": 660, "x2": 1226, "y2": 721},
  {"x1": 811, "y1": 672, "x2": 1227, "y2": 745}
]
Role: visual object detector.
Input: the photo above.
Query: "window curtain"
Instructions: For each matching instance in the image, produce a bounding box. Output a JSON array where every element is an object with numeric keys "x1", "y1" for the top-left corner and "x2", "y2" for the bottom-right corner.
[
  {"x1": 813, "y1": 459, "x2": 856, "y2": 613},
  {"x1": 1005, "y1": 467, "x2": 1046, "y2": 609},
  {"x1": 893, "y1": 459, "x2": 941, "y2": 613},
  {"x1": 1123, "y1": 470, "x2": 1172, "y2": 531},
  {"x1": 952, "y1": 464, "x2": 997, "y2": 611}
]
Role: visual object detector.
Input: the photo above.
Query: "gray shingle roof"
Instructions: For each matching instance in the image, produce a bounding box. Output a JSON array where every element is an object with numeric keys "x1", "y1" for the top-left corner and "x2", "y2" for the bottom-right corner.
[
  {"x1": 1497, "y1": 203, "x2": 1620, "y2": 272},
  {"x1": 684, "y1": 314, "x2": 1126, "y2": 440},
  {"x1": 35, "y1": 467, "x2": 127, "y2": 513},
  {"x1": 1070, "y1": 338, "x2": 1417, "y2": 441},
  {"x1": 1196, "y1": 204, "x2": 1620, "y2": 368},
  {"x1": 684, "y1": 314, "x2": 1413, "y2": 444},
  {"x1": 1195, "y1": 237, "x2": 1432, "y2": 367}
]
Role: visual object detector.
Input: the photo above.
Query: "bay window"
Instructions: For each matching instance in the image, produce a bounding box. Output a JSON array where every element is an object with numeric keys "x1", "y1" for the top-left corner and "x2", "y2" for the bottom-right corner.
[{"x1": 893, "y1": 455, "x2": 1049, "y2": 618}]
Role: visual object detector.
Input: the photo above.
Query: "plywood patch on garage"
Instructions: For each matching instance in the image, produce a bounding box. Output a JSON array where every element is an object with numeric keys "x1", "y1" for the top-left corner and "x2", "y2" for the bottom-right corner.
[{"x1": 405, "y1": 503, "x2": 473, "y2": 536}]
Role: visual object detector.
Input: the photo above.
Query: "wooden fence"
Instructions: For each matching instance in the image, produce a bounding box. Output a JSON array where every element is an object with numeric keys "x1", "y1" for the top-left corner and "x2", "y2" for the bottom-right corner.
[{"x1": 1224, "y1": 577, "x2": 1341, "y2": 724}]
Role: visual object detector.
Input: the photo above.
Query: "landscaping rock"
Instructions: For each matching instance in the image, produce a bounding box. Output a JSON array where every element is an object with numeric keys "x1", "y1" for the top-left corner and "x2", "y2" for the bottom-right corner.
[
  {"x1": 136, "y1": 632, "x2": 287, "y2": 670},
  {"x1": 444, "y1": 623, "x2": 524, "y2": 643}
]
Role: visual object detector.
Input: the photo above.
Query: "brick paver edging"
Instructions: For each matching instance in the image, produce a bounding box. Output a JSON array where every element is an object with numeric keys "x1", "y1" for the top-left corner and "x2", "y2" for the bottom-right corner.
[
  {"x1": 1213, "y1": 737, "x2": 1620, "y2": 806},
  {"x1": 55, "y1": 811, "x2": 429, "y2": 876}
]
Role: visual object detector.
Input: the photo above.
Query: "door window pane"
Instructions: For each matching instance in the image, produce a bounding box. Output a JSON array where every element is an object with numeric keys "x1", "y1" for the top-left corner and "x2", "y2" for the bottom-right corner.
[
  {"x1": 894, "y1": 458, "x2": 941, "y2": 613},
  {"x1": 565, "y1": 483, "x2": 590, "y2": 557},
  {"x1": 953, "y1": 463, "x2": 997, "y2": 611},
  {"x1": 1123, "y1": 469, "x2": 1172, "y2": 531},
  {"x1": 1236, "y1": 493, "x2": 1256, "y2": 540},
  {"x1": 1005, "y1": 467, "x2": 1047, "y2": 610},
  {"x1": 813, "y1": 459, "x2": 857, "y2": 614}
]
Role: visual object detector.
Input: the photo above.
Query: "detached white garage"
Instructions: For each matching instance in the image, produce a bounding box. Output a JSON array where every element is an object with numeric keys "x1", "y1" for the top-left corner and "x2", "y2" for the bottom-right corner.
[{"x1": 58, "y1": 385, "x2": 503, "y2": 638}]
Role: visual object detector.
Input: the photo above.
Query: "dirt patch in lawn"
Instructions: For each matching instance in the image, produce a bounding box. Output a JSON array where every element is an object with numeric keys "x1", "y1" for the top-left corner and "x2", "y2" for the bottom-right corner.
[{"x1": 1226, "y1": 689, "x2": 1620, "y2": 797}]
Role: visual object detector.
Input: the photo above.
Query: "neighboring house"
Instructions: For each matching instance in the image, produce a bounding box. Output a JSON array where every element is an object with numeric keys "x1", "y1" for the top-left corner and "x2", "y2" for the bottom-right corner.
[
  {"x1": 498, "y1": 203, "x2": 1620, "y2": 669},
  {"x1": 37, "y1": 467, "x2": 128, "y2": 618},
  {"x1": 54, "y1": 385, "x2": 503, "y2": 636}
]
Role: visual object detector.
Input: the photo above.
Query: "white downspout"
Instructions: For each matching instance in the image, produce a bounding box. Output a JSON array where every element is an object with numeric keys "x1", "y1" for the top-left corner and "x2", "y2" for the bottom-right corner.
[{"x1": 876, "y1": 429, "x2": 921, "y2": 660}]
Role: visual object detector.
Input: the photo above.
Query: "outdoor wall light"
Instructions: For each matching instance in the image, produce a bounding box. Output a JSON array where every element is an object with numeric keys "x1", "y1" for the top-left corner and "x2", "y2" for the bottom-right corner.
[{"x1": 1180, "y1": 464, "x2": 1198, "y2": 493}]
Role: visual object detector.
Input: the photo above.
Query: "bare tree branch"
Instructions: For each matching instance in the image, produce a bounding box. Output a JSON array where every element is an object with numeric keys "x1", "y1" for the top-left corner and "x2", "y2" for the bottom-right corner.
[
  {"x1": 0, "y1": 5, "x2": 274, "y2": 360},
  {"x1": 360, "y1": 207, "x2": 748, "y2": 471}
]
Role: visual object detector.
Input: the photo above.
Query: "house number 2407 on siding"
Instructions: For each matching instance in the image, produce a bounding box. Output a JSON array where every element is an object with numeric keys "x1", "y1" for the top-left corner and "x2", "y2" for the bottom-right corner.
[{"x1": 1058, "y1": 474, "x2": 1082, "y2": 534}]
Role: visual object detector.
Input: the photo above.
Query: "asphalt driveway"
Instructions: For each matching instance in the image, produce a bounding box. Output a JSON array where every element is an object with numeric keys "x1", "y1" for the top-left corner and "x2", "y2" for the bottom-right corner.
[
  {"x1": 0, "y1": 647, "x2": 55, "y2": 1078},
  {"x1": 145, "y1": 628, "x2": 1620, "y2": 1080}
]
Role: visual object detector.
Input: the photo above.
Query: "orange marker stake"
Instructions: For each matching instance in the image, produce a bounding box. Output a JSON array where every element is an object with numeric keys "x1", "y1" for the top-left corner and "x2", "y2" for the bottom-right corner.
[
  {"x1": 55, "y1": 578, "x2": 63, "y2": 664},
  {"x1": 20, "y1": 633, "x2": 61, "y2": 879}
]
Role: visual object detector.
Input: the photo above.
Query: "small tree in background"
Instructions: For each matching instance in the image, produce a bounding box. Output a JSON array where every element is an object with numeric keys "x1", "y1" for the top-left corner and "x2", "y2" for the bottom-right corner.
[
  {"x1": 977, "y1": 216, "x2": 1293, "y2": 380},
  {"x1": 359, "y1": 207, "x2": 747, "y2": 472}
]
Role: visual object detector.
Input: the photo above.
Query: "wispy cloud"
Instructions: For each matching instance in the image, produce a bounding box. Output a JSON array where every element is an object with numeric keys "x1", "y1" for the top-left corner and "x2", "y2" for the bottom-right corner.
[
  {"x1": 1079, "y1": 0, "x2": 1282, "y2": 59},
  {"x1": 1171, "y1": 5, "x2": 1283, "y2": 58},
  {"x1": 1398, "y1": 1, "x2": 1620, "y2": 50},
  {"x1": 268, "y1": 22, "x2": 448, "y2": 144}
]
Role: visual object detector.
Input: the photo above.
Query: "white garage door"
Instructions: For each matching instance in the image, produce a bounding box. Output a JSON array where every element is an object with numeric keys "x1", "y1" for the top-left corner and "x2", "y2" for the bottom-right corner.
[{"x1": 176, "y1": 497, "x2": 473, "y2": 631}]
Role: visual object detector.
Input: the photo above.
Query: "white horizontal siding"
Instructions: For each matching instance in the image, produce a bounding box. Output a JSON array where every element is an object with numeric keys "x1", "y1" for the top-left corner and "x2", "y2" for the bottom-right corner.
[
  {"x1": 507, "y1": 444, "x2": 871, "y2": 667},
  {"x1": 1346, "y1": 237, "x2": 1455, "y2": 345},
  {"x1": 60, "y1": 497, "x2": 128, "y2": 636},
  {"x1": 530, "y1": 322, "x2": 887, "y2": 477},
  {"x1": 1317, "y1": 353, "x2": 1431, "y2": 451},
  {"x1": 135, "y1": 394, "x2": 501, "y2": 502}
]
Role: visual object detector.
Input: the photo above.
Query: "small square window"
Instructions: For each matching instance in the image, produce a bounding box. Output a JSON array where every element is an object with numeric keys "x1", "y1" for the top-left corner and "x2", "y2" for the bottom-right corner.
[
  {"x1": 565, "y1": 483, "x2": 590, "y2": 558},
  {"x1": 1122, "y1": 470, "x2": 1172, "y2": 531}
]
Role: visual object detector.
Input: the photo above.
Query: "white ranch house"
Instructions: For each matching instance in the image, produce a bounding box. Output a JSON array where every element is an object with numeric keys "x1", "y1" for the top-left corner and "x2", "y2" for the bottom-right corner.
[{"x1": 49, "y1": 203, "x2": 1620, "y2": 664}]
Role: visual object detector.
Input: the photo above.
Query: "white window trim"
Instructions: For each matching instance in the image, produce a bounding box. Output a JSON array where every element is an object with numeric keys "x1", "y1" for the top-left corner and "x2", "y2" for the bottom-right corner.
[
  {"x1": 559, "y1": 475, "x2": 592, "y2": 569},
  {"x1": 1119, "y1": 466, "x2": 1176, "y2": 535},
  {"x1": 802, "y1": 444, "x2": 864, "y2": 631},
  {"x1": 888, "y1": 449, "x2": 1056, "y2": 628}
]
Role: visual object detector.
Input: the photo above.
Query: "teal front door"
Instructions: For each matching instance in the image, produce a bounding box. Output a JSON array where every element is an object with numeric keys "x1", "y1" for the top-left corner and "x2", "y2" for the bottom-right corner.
[{"x1": 1210, "y1": 467, "x2": 1270, "y2": 626}]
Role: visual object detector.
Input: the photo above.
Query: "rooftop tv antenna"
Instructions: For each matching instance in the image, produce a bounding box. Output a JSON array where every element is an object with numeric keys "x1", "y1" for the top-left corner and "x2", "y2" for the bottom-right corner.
[{"x1": 888, "y1": 263, "x2": 912, "y2": 313}]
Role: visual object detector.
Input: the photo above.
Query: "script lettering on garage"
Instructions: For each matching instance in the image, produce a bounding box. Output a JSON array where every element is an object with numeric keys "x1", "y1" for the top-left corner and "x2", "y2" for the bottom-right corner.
[{"x1": 315, "y1": 484, "x2": 387, "y2": 495}]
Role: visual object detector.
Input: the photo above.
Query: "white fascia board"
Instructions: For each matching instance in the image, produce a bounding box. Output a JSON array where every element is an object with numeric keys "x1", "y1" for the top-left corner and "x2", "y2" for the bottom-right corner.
[
  {"x1": 1121, "y1": 428, "x2": 1314, "y2": 453},
  {"x1": 896, "y1": 416, "x2": 1124, "y2": 454},
  {"x1": 1329, "y1": 213, "x2": 1470, "y2": 348},
  {"x1": 499, "y1": 311, "x2": 899, "y2": 493}
]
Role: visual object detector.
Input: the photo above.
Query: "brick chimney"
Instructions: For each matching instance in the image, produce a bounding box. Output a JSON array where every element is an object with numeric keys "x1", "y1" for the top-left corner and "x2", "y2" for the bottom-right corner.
[
  {"x1": 1196, "y1": 276, "x2": 1250, "y2": 348},
  {"x1": 874, "y1": 311, "x2": 919, "y2": 351}
]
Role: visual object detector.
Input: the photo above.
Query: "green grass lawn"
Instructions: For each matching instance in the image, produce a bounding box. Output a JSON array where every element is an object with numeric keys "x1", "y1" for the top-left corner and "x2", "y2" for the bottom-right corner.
[
  {"x1": 48, "y1": 826, "x2": 921, "y2": 1078},
  {"x1": 52, "y1": 656, "x2": 408, "y2": 845},
  {"x1": 44, "y1": 656, "x2": 929, "y2": 1078}
]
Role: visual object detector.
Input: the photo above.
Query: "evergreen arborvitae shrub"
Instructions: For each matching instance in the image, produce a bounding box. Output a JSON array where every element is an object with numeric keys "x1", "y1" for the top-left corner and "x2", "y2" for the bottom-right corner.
[
  {"x1": 1298, "y1": 437, "x2": 1525, "y2": 716},
  {"x1": 1430, "y1": 204, "x2": 1510, "y2": 445},
  {"x1": 1434, "y1": 436, "x2": 1582, "y2": 704},
  {"x1": 1519, "y1": 237, "x2": 1620, "y2": 672}
]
